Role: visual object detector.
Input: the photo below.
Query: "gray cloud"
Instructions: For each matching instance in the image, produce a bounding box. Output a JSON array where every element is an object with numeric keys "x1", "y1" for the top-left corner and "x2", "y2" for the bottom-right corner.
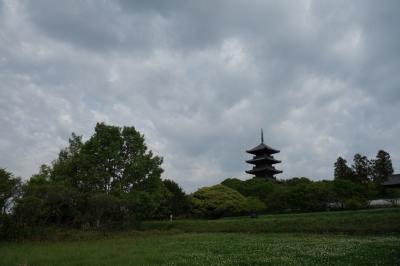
[{"x1": 1, "y1": 0, "x2": 399, "y2": 192}]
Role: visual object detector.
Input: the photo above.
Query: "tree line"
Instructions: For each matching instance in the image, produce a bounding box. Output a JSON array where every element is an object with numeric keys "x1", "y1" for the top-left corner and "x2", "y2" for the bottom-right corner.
[
  {"x1": 334, "y1": 151, "x2": 393, "y2": 184},
  {"x1": 1, "y1": 123, "x2": 399, "y2": 240}
]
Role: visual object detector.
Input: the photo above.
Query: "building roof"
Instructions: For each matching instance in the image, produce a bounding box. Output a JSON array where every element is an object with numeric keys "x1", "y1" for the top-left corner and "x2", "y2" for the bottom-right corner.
[
  {"x1": 245, "y1": 165, "x2": 283, "y2": 174},
  {"x1": 382, "y1": 174, "x2": 400, "y2": 186},
  {"x1": 246, "y1": 155, "x2": 281, "y2": 164},
  {"x1": 246, "y1": 143, "x2": 279, "y2": 154}
]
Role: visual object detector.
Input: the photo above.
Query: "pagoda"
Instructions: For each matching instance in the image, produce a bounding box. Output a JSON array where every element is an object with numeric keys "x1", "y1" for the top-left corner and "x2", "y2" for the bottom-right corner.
[{"x1": 245, "y1": 129, "x2": 282, "y2": 180}]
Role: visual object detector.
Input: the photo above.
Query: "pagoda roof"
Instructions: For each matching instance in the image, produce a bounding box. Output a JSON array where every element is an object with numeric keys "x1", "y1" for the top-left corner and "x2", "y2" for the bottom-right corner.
[
  {"x1": 245, "y1": 165, "x2": 283, "y2": 175},
  {"x1": 246, "y1": 155, "x2": 281, "y2": 164},
  {"x1": 246, "y1": 143, "x2": 279, "y2": 154}
]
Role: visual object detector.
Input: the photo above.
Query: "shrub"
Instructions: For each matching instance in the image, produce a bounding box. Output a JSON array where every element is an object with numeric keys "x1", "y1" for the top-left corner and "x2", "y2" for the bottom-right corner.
[
  {"x1": 344, "y1": 197, "x2": 368, "y2": 210},
  {"x1": 244, "y1": 197, "x2": 266, "y2": 214},
  {"x1": 190, "y1": 185, "x2": 247, "y2": 218}
]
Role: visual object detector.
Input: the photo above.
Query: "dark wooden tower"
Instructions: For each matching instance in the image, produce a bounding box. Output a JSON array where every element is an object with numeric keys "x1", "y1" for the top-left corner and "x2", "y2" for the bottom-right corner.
[{"x1": 245, "y1": 129, "x2": 282, "y2": 180}]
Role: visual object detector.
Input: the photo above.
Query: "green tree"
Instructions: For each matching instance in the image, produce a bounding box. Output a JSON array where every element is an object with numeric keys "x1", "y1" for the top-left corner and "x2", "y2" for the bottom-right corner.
[
  {"x1": 244, "y1": 197, "x2": 266, "y2": 214},
  {"x1": 15, "y1": 182, "x2": 78, "y2": 226},
  {"x1": 51, "y1": 133, "x2": 83, "y2": 188},
  {"x1": 16, "y1": 123, "x2": 166, "y2": 227},
  {"x1": 334, "y1": 157, "x2": 353, "y2": 181},
  {"x1": 332, "y1": 179, "x2": 367, "y2": 209},
  {"x1": 352, "y1": 154, "x2": 371, "y2": 183},
  {"x1": 190, "y1": 185, "x2": 247, "y2": 218},
  {"x1": 0, "y1": 168, "x2": 21, "y2": 214},
  {"x1": 372, "y1": 150, "x2": 394, "y2": 184},
  {"x1": 282, "y1": 177, "x2": 312, "y2": 186},
  {"x1": 162, "y1": 179, "x2": 190, "y2": 216},
  {"x1": 221, "y1": 178, "x2": 275, "y2": 201},
  {"x1": 86, "y1": 193, "x2": 125, "y2": 228},
  {"x1": 50, "y1": 123, "x2": 164, "y2": 196}
]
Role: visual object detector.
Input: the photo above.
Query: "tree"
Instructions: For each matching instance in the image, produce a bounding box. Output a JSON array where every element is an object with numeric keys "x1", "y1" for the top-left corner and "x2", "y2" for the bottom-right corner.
[
  {"x1": 86, "y1": 193, "x2": 125, "y2": 228},
  {"x1": 190, "y1": 185, "x2": 247, "y2": 218},
  {"x1": 15, "y1": 181, "x2": 78, "y2": 226},
  {"x1": 372, "y1": 150, "x2": 393, "y2": 184},
  {"x1": 15, "y1": 123, "x2": 166, "y2": 227},
  {"x1": 282, "y1": 177, "x2": 312, "y2": 186},
  {"x1": 332, "y1": 179, "x2": 367, "y2": 209},
  {"x1": 162, "y1": 179, "x2": 190, "y2": 216},
  {"x1": 0, "y1": 168, "x2": 21, "y2": 214},
  {"x1": 50, "y1": 123, "x2": 164, "y2": 195},
  {"x1": 244, "y1": 197, "x2": 266, "y2": 215},
  {"x1": 351, "y1": 154, "x2": 371, "y2": 183},
  {"x1": 221, "y1": 178, "x2": 275, "y2": 201},
  {"x1": 334, "y1": 157, "x2": 353, "y2": 181},
  {"x1": 51, "y1": 133, "x2": 83, "y2": 188}
]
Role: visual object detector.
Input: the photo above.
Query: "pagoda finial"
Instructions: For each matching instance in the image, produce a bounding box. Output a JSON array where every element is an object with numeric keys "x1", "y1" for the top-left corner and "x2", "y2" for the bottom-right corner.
[{"x1": 261, "y1": 128, "x2": 264, "y2": 143}]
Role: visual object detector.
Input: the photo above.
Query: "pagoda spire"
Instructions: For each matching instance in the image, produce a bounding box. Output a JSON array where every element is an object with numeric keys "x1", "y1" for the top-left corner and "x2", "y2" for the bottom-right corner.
[{"x1": 261, "y1": 128, "x2": 264, "y2": 143}]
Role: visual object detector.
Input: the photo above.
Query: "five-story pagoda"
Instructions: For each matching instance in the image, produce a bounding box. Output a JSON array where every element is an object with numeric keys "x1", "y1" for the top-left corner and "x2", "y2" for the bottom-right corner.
[{"x1": 246, "y1": 129, "x2": 282, "y2": 180}]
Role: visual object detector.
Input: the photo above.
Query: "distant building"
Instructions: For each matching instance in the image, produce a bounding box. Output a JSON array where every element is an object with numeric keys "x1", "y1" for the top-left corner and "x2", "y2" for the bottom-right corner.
[
  {"x1": 245, "y1": 129, "x2": 282, "y2": 181},
  {"x1": 382, "y1": 174, "x2": 400, "y2": 188}
]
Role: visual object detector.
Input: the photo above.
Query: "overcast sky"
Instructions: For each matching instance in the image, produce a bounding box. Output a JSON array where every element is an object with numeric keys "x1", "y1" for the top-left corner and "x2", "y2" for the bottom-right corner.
[{"x1": 1, "y1": 0, "x2": 399, "y2": 191}]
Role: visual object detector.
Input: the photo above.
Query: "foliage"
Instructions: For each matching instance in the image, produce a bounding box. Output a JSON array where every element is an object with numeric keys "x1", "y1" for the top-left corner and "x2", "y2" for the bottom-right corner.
[
  {"x1": 220, "y1": 176, "x2": 379, "y2": 213},
  {"x1": 334, "y1": 157, "x2": 353, "y2": 181},
  {"x1": 51, "y1": 123, "x2": 164, "y2": 194},
  {"x1": 351, "y1": 153, "x2": 372, "y2": 183},
  {"x1": 162, "y1": 179, "x2": 190, "y2": 216},
  {"x1": 372, "y1": 150, "x2": 394, "y2": 184},
  {"x1": 2, "y1": 128, "x2": 398, "y2": 240},
  {"x1": 14, "y1": 123, "x2": 168, "y2": 228},
  {"x1": 221, "y1": 178, "x2": 275, "y2": 201},
  {"x1": 343, "y1": 197, "x2": 368, "y2": 210},
  {"x1": 244, "y1": 197, "x2": 266, "y2": 213},
  {"x1": 190, "y1": 185, "x2": 248, "y2": 218},
  {"x1": 14, "y1": 183, "x2": 78, "y2": 226},
  {"x1": 0, "y1": 168, "x2": 21, "y2": 214},
  {"x1": 86, "y1": 193, "x2": 125, "y2": 228}
]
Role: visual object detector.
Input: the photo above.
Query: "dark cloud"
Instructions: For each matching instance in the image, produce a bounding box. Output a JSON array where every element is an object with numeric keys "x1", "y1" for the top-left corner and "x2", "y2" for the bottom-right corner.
[{"x1": 0, "y1": 0, "x2": 399, "y2": 191}]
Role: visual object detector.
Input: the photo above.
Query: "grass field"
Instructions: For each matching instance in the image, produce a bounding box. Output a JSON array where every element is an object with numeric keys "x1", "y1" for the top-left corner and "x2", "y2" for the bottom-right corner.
[
  {"x1": 1, "y1": 233, "x2": 400, "y2": 265},
  {"x1": 141, "y1": 208, "x2": 400, "y2": 234},
  {"x1": 1, "y1": 208, "x2": 400, "y2": 265}
]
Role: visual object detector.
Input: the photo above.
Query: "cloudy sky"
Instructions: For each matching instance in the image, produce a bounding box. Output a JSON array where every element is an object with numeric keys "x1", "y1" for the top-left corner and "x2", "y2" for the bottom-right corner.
[{"x1": 1, "y1": 0, "x2": 399, "y2": 191}]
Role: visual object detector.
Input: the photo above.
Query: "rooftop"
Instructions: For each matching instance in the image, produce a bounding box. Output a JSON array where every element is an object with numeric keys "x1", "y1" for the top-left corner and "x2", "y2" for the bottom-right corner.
[
  {"x1": 246, "y1": 155, "x2": 281, "y2": 164},
  {"x1": 245, "y1": 165, "x2": 283, "y2": 174},
  {"x1": 246, "y1": 143, "x2": 279, "y2": 154},
  {"x1": 382, "y1": 174, "x2": 400, "y2": 186}
]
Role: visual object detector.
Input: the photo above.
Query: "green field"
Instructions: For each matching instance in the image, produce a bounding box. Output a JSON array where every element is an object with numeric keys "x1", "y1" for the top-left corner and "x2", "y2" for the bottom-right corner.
[
  {"x1": 1, "y1": 209, "x2": 400, "y2": 265},
  {"x1": 1, "y1": 233, "x2": 399, "y2": 265},
  {"x1": 142, "y1": 208, "x2": 400, "y2": 234}
]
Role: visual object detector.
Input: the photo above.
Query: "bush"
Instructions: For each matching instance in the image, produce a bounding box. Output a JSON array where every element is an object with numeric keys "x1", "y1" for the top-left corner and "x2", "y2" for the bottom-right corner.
[
  {"x1": 190, "y1": 185, "x2": 247, "y2": 218},
  {"x1": 0, "y1": 213, "x2": 17, "y2": 241},
  {"x1": 244, "y1": 197, "x2": 266, "y2": 214},
  {"x1": 86, "y1": 193, "x2": 125, "y2": 228},
  {"x1": 344, "y1": 197, "x2": 368, "y2": 210}
]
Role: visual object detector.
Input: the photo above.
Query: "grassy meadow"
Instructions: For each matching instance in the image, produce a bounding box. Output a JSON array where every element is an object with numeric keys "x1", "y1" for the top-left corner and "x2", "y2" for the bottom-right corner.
[
  {"x1": 1, "y1": 208, "x2": 400, "y2": 265},
  {"x1": 141, "y1": 208, "x2": 400, "y2": 234}
]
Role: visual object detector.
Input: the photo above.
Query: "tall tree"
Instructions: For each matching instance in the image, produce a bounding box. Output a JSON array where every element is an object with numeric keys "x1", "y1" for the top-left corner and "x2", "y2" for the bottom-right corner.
[
  {"x1": 51, "y1": 133, "x2": 83, "y2": 188},
  {"x1": 352, "y1": 154, "x2": 371, "y2": 183},
  {"x1": 0, "y1": 168, "x2": 21, "y2": 214},
  {"x1": 372, "y1": 150, "x2": 394, "y2": 184},
  {"x1": 16, "y1": 123, "x2": 166, "y2": 226},
  {"x1": 334, "y1": 157, "x2": 353, "y2": 181},
  {"x1": 50, "y1": 123, "x2": 164, "y2": 194}
]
